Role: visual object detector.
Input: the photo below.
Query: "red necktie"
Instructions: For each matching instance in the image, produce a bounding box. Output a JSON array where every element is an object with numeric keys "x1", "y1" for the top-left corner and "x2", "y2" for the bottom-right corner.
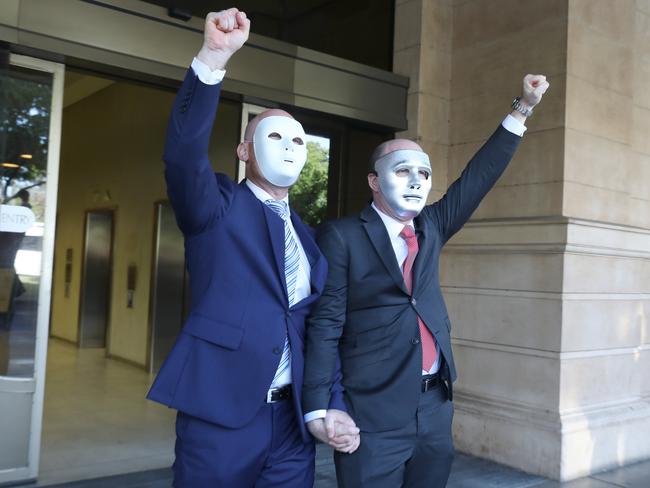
[{"x1": 399, "y1": 225, "x2": 437, "y2": 371}]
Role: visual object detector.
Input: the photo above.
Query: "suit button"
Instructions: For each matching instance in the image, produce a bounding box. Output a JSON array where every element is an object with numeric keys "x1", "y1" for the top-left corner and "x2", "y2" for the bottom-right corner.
[
  {"x1": 410, "y1": 297, "x2": 417, "y2": 306},
  {"x1": 273, "y1": 346, "x2": 282, "y2": 354},
  {"x1": 286, "y1": 311, "x2": 292, "y2": 318},
  {"x1": 411, "y1": 337, "x2": 420, "y2": 345}
]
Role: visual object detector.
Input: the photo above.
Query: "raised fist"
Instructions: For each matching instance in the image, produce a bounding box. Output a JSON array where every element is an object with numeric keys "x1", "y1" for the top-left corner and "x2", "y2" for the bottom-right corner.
[
  {"x1": 521, "y1": 74, "x2": 550, "y2": 108},
  {"x1": 197, "y1": 8, "x2": 250, "y2": 70}
]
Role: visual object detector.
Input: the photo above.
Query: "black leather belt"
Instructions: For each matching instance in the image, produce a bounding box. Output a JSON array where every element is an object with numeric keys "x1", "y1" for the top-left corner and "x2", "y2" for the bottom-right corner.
[
  {"x1": 266, "y1": 384, "x2": 292, "y2": 403},
  {"x1": 421, "y1": 373, "x2": 442, "y2": 393}
]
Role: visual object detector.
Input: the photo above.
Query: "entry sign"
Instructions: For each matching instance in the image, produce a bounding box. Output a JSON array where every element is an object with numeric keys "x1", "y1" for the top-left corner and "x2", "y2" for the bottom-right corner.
[{"x1": 0, "y1": 204, "x2": 36, "y2": 233}]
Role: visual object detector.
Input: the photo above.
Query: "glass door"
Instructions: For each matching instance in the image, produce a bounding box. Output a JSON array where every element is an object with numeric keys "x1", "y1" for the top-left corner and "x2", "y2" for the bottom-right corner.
[{"x1": 0, "y1": 54, "x2": 63, "y2": 485}]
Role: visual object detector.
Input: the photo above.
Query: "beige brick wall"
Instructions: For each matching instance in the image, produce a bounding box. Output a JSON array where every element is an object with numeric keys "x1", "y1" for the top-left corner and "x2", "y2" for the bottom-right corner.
[
  {"x1": 565, "y1": 0, "x2": 650, "y2": 229},
  {"x1": 393, "y1": 0, "x2": 453, "y2": 201}
]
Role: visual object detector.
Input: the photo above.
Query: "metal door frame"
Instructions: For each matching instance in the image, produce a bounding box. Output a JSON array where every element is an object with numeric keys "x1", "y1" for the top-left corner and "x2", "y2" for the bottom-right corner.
[
  {"x1": 0, "y1": 53, "x2": 64, "y2": 485},
  {"x1": 146, "y1": 200, "x2": 187, "y2": 373},
  {"x1": 237, "y1": 103, "x2": 268, "y2": 182}
]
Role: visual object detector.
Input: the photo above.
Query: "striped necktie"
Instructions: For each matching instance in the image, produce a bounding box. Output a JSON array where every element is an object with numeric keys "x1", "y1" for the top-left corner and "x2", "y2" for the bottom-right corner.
[{"x1": 265, "y1": 199, "x2": 300, "y2": 385}]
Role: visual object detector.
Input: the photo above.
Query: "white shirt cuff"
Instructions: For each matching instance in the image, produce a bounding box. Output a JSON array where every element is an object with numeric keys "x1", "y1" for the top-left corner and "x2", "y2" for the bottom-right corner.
[
  {"x1": 501, "y1": 114, "x2": 527, "y2": 137},
  {"x1": 304, "y1": 409, "x2": 327, "y2": 423},
  {"x1": 191, "y1": 57, "x2": 226, "y2": 85}
]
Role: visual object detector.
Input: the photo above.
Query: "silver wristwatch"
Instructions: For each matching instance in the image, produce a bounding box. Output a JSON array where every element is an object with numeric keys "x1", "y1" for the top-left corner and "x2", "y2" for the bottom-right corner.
[{"x1": 511, "y1": 97, "x2": 533, "y2": 117}]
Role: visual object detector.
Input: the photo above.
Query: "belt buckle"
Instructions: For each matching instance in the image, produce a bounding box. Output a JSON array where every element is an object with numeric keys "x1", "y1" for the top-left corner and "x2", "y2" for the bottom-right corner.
[
  {"x1": 422, "y1": 374, "x2": 439, "y2": 392},
  {"x1": 266, "y1": 385, "x2": 289, "y2": 403}
]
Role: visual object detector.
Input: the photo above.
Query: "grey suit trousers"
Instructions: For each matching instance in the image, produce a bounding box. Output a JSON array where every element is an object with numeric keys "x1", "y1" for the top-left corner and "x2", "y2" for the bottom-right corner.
[{"x1": 334, "y1": 383, "x2": 454, "y2": 487}]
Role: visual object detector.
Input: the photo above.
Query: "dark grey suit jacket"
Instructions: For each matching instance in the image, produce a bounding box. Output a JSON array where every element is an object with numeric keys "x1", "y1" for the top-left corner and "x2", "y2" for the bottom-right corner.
[{"x1": 302, "y1": 125, "x2": 521, "y2": 432}]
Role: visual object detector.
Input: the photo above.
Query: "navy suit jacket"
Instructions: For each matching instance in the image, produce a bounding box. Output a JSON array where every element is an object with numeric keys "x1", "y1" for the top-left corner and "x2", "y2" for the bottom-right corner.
[
  {"x1": 148, "y1": 68, "x2": 345, "y2": 442},
  {"x1": 303, "y1": 125, "x2": 521, "y2": 432}
]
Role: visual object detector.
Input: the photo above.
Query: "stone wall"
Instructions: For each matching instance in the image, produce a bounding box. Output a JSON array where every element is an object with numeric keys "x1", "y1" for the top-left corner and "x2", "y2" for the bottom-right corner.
[{"x1": 393, "y1": 0, "x2": 650, "y2": 480}]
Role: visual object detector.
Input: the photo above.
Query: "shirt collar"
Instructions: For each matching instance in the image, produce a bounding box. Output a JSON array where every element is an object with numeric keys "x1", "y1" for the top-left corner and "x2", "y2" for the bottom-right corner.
[
  {"x1": 371, "y1": 202, "x2": 414, "y2": 238},
  {"x1": 246, "y1": 179, "x2": 291, "y2": 217}
]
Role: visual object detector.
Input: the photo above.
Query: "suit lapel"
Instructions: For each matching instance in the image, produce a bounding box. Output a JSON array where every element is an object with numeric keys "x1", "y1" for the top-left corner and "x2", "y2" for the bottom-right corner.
[
  {"x1": 412, "y1": 213, "x2": 431, "y2": 292},
  {"x1": 361, "y1": 206, "x2": 409, "y2": 295},
  {"x1": 240, "y1": 181, "x2": 288, "y2": 302},
  {"x1": 261, "y1": 204, "x2": 288, "y2": 301}
]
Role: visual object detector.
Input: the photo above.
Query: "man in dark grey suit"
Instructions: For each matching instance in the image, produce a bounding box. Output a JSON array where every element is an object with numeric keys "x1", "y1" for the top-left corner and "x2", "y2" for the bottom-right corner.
[{"x1": 303, "y1": 75, "x2": 549, "y2": 487}]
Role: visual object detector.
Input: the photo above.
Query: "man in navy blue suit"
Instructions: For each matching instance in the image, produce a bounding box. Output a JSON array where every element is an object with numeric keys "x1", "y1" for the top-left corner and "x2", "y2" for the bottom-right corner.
[
  {"x1": 303, "y1": 75, "x2": 549, "y2": 487},
  {"x1": 148, "y1": 8, "x2": 358, "y2": 487}
]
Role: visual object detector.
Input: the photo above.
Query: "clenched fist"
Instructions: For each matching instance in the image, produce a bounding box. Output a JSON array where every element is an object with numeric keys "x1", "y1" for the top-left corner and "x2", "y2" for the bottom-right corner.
[
  {"x1": 197, "y1": 8, "x2": 251, "y2": 71},
  {"x1": 521, "y1": 74, "x2": 550, "y2": 108}
]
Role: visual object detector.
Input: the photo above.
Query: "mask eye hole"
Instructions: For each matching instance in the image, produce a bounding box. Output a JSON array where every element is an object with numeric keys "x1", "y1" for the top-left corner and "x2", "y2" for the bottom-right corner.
[
  {"x1": 395, "y1": 168, "x2": 410, "y2": 177},
  {"x1": 292, "y1": 137, "x2": 304, "y2": 145},
  {"x1": 419, "y1": 170, "x2": 430, "y2": 180},
  {"x1": 268, "y1": 132, "x2": 281, "y2": 140}
]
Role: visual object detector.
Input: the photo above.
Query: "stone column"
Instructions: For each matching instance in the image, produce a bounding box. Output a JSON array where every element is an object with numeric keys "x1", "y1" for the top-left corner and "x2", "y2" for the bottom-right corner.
[
  {"x1": 443, "y1": 0, "x2": 569, "y2": 478},
  {"x1": 393, "y1": 0, "x2": 453, "y2": 202},
  {"x1": 394, "y1": 0, "x2": 650, "y2": 481},
  {"x1": 556, "y1": 0, "x2": 650, "y2": 479}
]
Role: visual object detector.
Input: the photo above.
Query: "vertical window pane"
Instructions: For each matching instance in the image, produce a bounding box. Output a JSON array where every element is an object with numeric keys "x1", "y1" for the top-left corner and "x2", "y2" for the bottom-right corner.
[{"x1": 0, "y1": 65, "x2": 53, "y2": 378}]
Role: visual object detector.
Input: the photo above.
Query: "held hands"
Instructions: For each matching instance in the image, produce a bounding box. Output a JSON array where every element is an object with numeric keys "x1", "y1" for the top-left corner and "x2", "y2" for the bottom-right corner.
[
  {"x1": 307, "y1": 409, "x2": 361, "y2": 454},
  {"x1": 197, "y1": 8, "x2": 251, "y2": 71},
  {"x1": 520, "y1": 74, "x2": 550, "y2": 109}
]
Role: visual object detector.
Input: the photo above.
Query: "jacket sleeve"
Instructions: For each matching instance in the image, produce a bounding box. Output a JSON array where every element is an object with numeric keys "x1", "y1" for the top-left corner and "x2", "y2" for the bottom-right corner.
[
  {"x1": 327, "y1": 355, "x2": 347, "y2": 411},
  {"x1": 163, "y1": 67, "x2": 235, "y2": 236},
  {"x1": 424, "y1": 125, "x2": 521, "y2": 242},
  {"x1": 303, "y1": 222, "x2": 349, "y2": 413}
]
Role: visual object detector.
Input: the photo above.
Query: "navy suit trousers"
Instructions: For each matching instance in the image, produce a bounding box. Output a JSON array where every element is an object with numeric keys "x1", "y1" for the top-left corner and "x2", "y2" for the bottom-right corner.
[{"x1": 173, "y1": 400, "x2": 315, "y2": 488}]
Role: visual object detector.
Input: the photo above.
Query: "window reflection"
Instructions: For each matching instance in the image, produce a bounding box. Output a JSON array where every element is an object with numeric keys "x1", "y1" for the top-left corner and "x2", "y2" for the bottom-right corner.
[
  {"x1": 0, "y1": 64, "x2": 52, "y2": 378},
  {"x1": 289, "y1": 134, "x2": 330, "y2": 227}
]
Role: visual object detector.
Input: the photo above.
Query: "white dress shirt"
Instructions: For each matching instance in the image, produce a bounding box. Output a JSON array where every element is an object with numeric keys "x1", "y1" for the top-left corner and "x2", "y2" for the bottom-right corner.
[{"x1": 191, "y1": 57, "x2": 226, "y2": 84}]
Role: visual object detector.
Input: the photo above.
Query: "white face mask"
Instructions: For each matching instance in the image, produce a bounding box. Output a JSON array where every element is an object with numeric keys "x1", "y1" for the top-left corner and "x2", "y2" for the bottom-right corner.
[
  {"x1": 374, "y1": 149, "x2": 432, "y2": 219},
  {"x1": 252, "y1": 116, "x2": 307, "y2": 187}
]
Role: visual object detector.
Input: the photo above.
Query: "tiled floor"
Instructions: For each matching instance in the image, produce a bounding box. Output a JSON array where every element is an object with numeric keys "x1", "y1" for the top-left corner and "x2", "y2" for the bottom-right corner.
[
  {"x1": 35, "y1": 339, "x2": 650, "y2": 488},
  {"x1": 38, "y1": 339, "x2": 176, "y2": 486},
  {"x1": 35, "y1": 450, "x2": 650, "y2": 488}
]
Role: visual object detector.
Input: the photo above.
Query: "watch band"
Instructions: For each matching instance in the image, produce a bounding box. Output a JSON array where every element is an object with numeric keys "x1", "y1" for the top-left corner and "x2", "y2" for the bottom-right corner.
[{"x1": 511, "y1": 96, "x2": 533, "y2": 117}]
